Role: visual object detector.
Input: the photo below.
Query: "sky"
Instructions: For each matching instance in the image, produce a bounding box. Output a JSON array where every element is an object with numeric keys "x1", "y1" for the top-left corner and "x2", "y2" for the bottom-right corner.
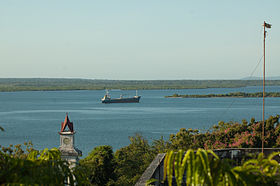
[{"x1": 0, "y1": 0, "x2": 279, "y2": 80}]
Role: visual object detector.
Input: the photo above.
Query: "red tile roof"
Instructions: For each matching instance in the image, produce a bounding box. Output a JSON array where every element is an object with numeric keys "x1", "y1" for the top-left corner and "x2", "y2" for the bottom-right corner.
[{"x1": 61, "y1": 113, "x2": 74, "y2": 133}]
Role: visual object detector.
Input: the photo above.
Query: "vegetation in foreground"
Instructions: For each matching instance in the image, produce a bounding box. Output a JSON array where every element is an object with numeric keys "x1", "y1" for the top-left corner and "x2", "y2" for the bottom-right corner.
[
  {"x1": 166, "y1": 92, "x2": 280, "y2": 98},
  {"x1": 1, "y1": 115, "x2": 280, "y2": 185},
  {"x1": 163, "y1": 149, "x2": 280, "y2": 186},
  {"x1": 0, "y1": 142, "x2": 74, "y2": 185},
  {"x1": 1, "y1": 78, "x2": 280, "y2": 91}
]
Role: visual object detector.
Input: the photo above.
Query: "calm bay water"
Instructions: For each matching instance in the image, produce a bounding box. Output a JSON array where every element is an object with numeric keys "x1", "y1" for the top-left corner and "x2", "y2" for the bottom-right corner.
[{"x1": 0, "y1": 86, "x2": 279, "y2": 157}]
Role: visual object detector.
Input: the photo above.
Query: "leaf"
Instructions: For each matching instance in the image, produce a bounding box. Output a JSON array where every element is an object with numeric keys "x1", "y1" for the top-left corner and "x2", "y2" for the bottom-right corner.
[
  {"x1": 145, "y1": 178, "x2": 158, "y2": 186},
  {"x1": 167, "y1": 151, "x2": 174, "y2": 186},
  {"x1": 185, "y1": 149, "x2": 195, "y2": 186},
  {"x1": 174, "y1": 151, "x2": 180, "y2": 186},
  {"x1": 163, "y1": 151, "x2": 170, "y2": 181},
  {"x1": 197, "y1": 148, "x2": 213, "y2": 186},
  {"x1": 27, "y1": 150, "x2": 39, "y2": 161},
  {"x1": 268, "y1": 151, "x2": 280, "y2": 161},
  {"x1": 177, "y1": 150, "x2": 184, "y2": 185},
  {"x1": 206, "y1": 149, "x2": 219, "y2": 160}
]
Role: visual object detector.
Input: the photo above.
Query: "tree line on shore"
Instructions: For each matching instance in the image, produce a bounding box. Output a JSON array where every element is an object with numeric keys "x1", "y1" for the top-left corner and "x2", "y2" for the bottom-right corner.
[
  {"x1": 166, "y1": 92, "x2": 280, "y2": 98},
  {"x1": 1, "y1": 78, "x2": 280, "y2": 91},
  {"x1": 1, "y1": 115, "x2": 280, "y2": 185}
]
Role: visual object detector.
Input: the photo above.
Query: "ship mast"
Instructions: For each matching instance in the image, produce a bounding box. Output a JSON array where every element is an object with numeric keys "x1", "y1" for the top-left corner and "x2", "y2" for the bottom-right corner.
[{"x1": 262, "y1": 21, "x2": 271, "y2": 153}]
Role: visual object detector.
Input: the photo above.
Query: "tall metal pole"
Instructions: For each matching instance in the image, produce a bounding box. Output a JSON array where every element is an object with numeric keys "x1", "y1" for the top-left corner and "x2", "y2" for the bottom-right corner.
[{"x1": 262, "y1": 21, "x2": 266, "y2": 153}]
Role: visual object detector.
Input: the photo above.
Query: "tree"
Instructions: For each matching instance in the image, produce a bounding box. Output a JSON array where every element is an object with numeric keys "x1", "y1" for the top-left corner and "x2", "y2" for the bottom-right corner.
[
  {"x1": 114, "y1": 134, "x2": 156, "y2": 186},
  {"x1": 0, "y1": 141, "x2": 35, "y2": 159},
  {"x1": 0, "y1": 147, "x2": 74, "y2": 185},
  {"x1": 78, "y1": 145, "x2": 116, "y2": 186},
  {"x1": 169, "y1": 128, "x2": 202, "y2": 150},
  {"x1": 167, "y1": 115, "x2": 280, "y2": 150},
  {"x1": 152, "y1": 136, "x2": 171, "y2": 153}
]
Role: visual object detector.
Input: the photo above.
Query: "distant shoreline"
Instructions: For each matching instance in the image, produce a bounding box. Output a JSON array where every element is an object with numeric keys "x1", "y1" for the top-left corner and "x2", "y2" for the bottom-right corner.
[
  {"x1": 165, "y1": 92, "x2": 280, "y2": 98},
  {"x1": 0, "y1": 78, "x2": 280, "y2": 92}
]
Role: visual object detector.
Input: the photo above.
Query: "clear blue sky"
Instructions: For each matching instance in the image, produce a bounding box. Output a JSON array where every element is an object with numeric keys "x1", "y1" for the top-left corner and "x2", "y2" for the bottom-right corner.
[{"x1": 0, "y1": 0, "x2": 279, "y2": 80}]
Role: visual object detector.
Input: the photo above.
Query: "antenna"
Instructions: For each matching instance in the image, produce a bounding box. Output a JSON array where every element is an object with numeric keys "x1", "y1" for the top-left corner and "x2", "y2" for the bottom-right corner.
[{"x1": 262, "y1": 21, "x2": 271, "y2": 153}]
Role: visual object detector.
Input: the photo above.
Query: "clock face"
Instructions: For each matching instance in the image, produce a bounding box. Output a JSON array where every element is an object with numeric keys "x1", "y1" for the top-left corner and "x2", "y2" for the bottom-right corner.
[{"x1": 63, "y1": 137, "x2": 70, "y2": 145}]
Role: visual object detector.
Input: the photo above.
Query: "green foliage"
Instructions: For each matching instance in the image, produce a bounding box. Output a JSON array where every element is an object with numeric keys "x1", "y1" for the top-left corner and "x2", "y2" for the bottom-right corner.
[
  {"x1": 232, "y1": 152, "x2": 280, "y2": 185},
  {"x1": 0, "y1": 135, "x2": 160, "y2": 186},
  {"x1": 152, "y1": 136, "x2": 171, "y2": 153},
  {"x1": 0, "y1": 146, "x2": 74, "y2": 185},
  {"x1": 113, "y1": 134, "x2": 156, "y2": 186},
  {"x1": 76, "y1": 134, "x2": 159, "y2": 186},
  {"x1": 145, "y1": 178, "x2": 158, "y2": 186},
  {"x1": 168, "y1": 115, "x2": 280, "y2": 150},
  {"x1": 169, "y1": 128, "x2": 201, "y2": 150},
  {"x1": 78, "y1": 145, "x2": 116, "y2": 186},
  {"x1": 164, "y1": 149, "x2": 280, "y2": 186},
  {"x1": 2, "y1": 115, "x2": 280, "y2": 185},
  {"x1": 0, "y1": 141, "x2": 35, "y2": 159},
  {"x1": 166, "y1": 92, "x2": 280, "y2": 98}
]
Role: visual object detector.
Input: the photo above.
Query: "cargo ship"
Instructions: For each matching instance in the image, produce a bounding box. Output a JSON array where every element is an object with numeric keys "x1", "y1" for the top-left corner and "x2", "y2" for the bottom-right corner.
[{"x1": 101, "y1": 90, "x2": 141, "y2": 104}]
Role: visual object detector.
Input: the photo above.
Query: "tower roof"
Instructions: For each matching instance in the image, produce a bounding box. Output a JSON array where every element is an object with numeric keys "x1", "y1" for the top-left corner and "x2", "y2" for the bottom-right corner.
[{"x1": 60, "y1": 113, "x2": 74, "y2": 133}]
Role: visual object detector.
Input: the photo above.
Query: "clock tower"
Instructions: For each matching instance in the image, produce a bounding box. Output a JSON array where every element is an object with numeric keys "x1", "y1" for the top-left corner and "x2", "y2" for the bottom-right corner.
[{"x1": 59, "y1": 113, "x2": 82, "y2": 169}]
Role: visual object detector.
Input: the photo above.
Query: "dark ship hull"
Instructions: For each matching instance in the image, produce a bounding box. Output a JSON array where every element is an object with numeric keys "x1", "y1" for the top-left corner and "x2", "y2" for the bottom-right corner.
[{"x1": 102, "y1": 96, "x2": 141, "y2": 104}]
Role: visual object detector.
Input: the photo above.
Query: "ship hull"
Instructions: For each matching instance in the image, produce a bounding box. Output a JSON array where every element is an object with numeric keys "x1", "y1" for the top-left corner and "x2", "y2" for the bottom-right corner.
[{"x1": 102, "y1": 96, "x2": 141, "y2": 104}]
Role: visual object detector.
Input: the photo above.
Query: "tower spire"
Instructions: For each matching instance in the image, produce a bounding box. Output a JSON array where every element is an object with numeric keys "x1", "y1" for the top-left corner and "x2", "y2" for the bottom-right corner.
[
  {"x1": 60, "y1": 113, "x2": 74, "y2": 133},
  {"x1": 58, "y1": 113, "x2": 82, "y2": 170}
]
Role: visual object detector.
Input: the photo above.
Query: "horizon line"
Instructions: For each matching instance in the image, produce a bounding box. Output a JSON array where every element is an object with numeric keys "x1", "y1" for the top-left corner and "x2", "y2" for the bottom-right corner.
[{"x1": 0, "y1": 76, "x2": 280, "y2": 81}]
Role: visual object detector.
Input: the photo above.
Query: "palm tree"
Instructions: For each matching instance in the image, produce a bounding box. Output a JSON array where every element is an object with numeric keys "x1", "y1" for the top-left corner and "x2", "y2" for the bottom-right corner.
[{"x1": 163, "y1": 148, "x2": 280, "y2": 186}]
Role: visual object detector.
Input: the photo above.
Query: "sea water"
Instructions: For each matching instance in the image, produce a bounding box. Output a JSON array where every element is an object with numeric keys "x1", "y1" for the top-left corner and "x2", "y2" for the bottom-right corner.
[{"x1": 0, "y1": 86, "x2": 279, "y2": 157}]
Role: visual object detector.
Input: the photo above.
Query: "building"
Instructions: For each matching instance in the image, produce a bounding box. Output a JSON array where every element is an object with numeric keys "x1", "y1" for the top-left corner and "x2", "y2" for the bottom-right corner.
[{"x1": 58, "y1": 113, "x2": 82, "y2": 169}]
